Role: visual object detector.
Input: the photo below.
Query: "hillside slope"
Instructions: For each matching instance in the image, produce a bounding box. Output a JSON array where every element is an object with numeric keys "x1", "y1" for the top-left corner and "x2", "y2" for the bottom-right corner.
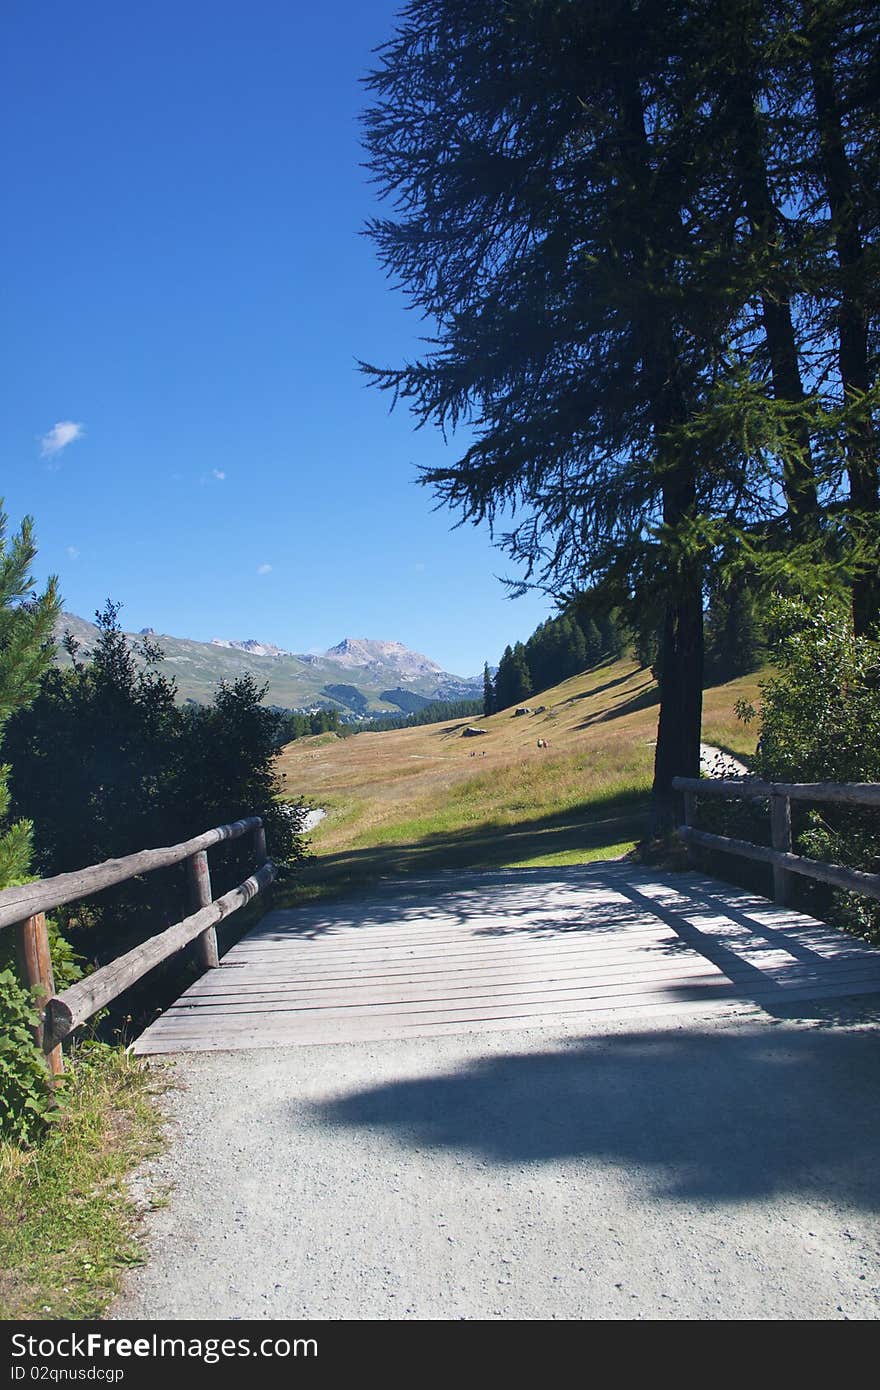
[{"x1": 276, "y1": 655, "x2": 762, "y2": 898}]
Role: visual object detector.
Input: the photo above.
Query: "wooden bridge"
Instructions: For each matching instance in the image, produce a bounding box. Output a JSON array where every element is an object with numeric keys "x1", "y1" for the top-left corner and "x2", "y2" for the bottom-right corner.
[
  {"x1": 3, "y1": 777, "x2": 880, "y2": 1063},
  {"x1": 132, "y1": 861, "x2": 880, "y2": 1053}
]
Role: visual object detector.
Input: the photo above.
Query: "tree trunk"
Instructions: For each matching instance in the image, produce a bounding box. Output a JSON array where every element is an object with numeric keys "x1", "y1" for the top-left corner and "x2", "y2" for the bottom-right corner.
[
  {"x1": 729, "y1": 76, "x2": 820, "y2": 534},
  {"x1": 651, "y1": 472, "x2": 705, "y2": 836},
  {"x1": 614, "y1": 45, "x2": 707, "y2": 835},
  {"x1": 808, "y1": 19, "x2": 879, "y2": 633}
]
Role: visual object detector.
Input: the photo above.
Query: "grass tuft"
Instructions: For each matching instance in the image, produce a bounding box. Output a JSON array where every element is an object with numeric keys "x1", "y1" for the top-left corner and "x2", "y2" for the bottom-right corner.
[{"x1": 0, "y1": 1043, "x2": 167, "y2": 1321}]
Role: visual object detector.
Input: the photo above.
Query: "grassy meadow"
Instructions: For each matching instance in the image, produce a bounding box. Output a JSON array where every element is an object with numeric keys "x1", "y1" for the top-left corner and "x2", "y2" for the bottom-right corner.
[{"x1": 276, "y1": 655, "x2": 764, "y2": 903}]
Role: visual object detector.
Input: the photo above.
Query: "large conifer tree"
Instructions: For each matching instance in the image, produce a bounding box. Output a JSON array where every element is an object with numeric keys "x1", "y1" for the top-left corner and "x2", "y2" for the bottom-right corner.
[
  {"x1": 361, "y1": 0, "x2": 755, "y2": 826},
  {"x1": 361, "y1": 0, "x2": 879, "y2": 827}
]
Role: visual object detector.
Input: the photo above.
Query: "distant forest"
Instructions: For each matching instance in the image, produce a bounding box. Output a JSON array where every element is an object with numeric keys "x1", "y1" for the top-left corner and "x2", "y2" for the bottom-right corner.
[
  {"x1": 485, "y1": 581, "x2": 766, "y2": 715},
  {"x1": 275, "y1": 575, "x2": 768, "y2": 740},
  {"x1": 274, "y1": 696, "x2": 484, "y2": 744}
]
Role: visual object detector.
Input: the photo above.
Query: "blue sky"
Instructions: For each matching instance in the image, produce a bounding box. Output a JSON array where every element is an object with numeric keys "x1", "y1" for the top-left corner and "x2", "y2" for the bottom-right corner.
[{"x1": 1, "y1": 1, "x2": 553, "y2": 678}]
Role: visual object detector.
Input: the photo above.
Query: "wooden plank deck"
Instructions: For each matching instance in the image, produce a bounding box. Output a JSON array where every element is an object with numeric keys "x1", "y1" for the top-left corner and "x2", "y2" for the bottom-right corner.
[{"x1": 131, "y1": 864, "x2": 880, "y2": 1054}]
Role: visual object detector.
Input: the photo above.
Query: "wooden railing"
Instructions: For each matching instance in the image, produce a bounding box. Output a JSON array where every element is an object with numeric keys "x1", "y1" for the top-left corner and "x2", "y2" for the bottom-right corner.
[
  {"x1": 673, "y1": 776, "x2": 880, "y2": 909},
  {"x1": 0, "y1": 817, "x2": 274, "y2": 1074}
]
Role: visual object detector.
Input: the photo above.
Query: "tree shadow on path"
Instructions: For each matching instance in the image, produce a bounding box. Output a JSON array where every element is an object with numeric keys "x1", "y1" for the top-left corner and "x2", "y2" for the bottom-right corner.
[{"x1": 312, "y1": 1019, "x2": 880, "y2": 1209}]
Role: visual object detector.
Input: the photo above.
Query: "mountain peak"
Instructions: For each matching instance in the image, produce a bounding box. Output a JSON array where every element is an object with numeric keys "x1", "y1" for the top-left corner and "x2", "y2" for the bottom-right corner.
[
  {"x1": 323, "y1": 637, "x2": 443, "y2": 677},
  {"x1": 54, "y1": 613, "x2": 478, "y2": 708},
  {"x1": 209, "y1": 637, "x2": 291, "y2": 657}
]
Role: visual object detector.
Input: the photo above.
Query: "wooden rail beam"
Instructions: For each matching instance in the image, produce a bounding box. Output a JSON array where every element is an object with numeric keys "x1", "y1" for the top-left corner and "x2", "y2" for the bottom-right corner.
[
  {"x1": 679, "y1": 825, "x2": 880, "y2": 902},
  {"x1": 673, "y1": 776, "x2": 880, "y2": 808},
  {"x1": 0, "y1": 817, "x2": 263, "y2": 932},
  {"x1": 42, "y1": 860, "x2": 276, "y2": 1051}
]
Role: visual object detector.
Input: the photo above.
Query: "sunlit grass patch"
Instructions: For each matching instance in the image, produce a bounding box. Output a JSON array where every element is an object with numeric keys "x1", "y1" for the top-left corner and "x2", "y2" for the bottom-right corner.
[
  {"x1": 507, "y1": 840, "x2": 638, "y2": 868},
  {"x1": 274, "y1": 656, "x2": 758, "y2": 907}
]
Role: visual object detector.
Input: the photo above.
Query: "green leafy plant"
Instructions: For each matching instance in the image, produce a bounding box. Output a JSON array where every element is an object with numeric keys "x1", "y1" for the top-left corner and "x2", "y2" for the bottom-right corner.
[
  {"x1": 737, "y1": 597, "x2": 880, "y2": 785},
  {"x1": 737, "y1": 595, "x2": 880, "y2": 939},
  {"x1": 0, "y1": 504, "x2": 61, "y2": 1143},
  {"x1": 0, "y1": 969, "x2": 58, "y2": 1144}
]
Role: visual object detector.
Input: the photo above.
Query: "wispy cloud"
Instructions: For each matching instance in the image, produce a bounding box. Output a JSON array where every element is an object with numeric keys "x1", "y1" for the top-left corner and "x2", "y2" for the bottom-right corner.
[
  {"x1": 256, "y1": 563, "x2": 272, "y2": 575},
  {"x1": 40, "y1": 420, "x2": 84, "y2": 457},
  {"x1": 66, "y1": 546, "x2": 80, "y2": 561},
  {"x1": 211, "y1": 469, "x2": 226, "y2": 481}
]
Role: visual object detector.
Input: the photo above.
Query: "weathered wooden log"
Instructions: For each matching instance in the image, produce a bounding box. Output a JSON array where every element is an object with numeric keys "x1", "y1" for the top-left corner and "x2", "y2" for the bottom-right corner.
[
  {"x1": 42, "y1": 860, "x2": 276, "y2": 1050},
  {"x1": 15, "y1": 912, "x2": 64, "y2": 1076},
  {"x1": 673, "y1": 776, "x2": 771, "y2": 800},
  {"x1": 679, "y1": 826, "x2": 880, "y2": 902},
  {"x1": 673, "y1": 776, "x2": 880, "y2": 808},
  {"x1": 771, "y1": 781, "x2": 880, "y2": 807},
  {"x1": 186, "y1": 850, "x2": 218, "y2": 969},
  {"x1": 253, "y1": 823, "x2": 267, "y2": 866},
  {"x1": 0, "y1": 817, "x2": 262, "y2": 931}
]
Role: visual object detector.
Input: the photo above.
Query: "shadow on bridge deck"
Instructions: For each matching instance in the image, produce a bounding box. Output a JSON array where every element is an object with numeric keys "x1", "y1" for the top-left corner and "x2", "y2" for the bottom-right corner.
[{"x1": 132, "y1": 862, "x2": 880, "y2": 1054}]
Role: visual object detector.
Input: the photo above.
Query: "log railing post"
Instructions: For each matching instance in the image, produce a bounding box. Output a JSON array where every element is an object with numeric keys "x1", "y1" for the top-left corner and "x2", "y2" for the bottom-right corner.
[
  {"x1": 253, "y1": 821, "x2": 267, "y2": 867},
  {"x1": 770, "y1": 792, "x2": 793, "y2": 906},
  {"x1": 186, "y1": 849, "x2": 219, "y2": 969},
  {"x1": 14, "y1": 911, "x2": 64, "y2": 1077},
  {"x1": 681, "y1": 789, "x2": 697, "y2": 863}
]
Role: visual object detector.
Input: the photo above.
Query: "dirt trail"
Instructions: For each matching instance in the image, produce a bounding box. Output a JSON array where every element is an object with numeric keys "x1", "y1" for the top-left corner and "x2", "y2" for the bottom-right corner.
[
  {"x1": 700, "y1": 743, "x2": 749, "y2": 778},
  {"x1": 117, "y1": 999, "x2": 880, "y2": 1320}
]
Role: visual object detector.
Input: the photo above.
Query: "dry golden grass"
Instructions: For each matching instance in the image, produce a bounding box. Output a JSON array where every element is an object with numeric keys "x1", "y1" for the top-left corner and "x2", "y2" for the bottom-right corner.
[{"x1": 276, "y1": 656, "x2": 763, "y2": 904}]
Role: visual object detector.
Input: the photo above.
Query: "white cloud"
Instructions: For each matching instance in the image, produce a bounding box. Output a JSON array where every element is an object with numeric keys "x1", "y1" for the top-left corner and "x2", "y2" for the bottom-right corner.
[
  {"x1": 211, "y1": 469, "x2": 226, "y2": 481},
  {"x1": 66, "y1": 546, "x2": 80, "y2": 560},
  {"x1": 257, "y1": 563, "x2": 272, "y2": 575},
  {"x1": 40, "y1": 420, "x2": 84, "y2": 457}
]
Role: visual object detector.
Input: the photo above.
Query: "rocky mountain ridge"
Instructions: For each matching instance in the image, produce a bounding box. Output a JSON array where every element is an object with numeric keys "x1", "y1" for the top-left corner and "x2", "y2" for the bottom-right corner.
[
  {"x1": 54, "y1": 613, "x2": 480, "y2": 712},
  {"x1": 209, "y1": 633, "x2": 446, "y2": 680}
]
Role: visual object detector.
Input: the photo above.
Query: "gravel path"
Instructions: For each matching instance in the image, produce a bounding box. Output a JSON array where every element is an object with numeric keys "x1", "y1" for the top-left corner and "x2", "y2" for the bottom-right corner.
[
  {"x1": 116, "y1": 999, "x2": 880, "y2": 1320},
  {"x1": 699, "y1": 743, "x2": 749, "y2": 778}
]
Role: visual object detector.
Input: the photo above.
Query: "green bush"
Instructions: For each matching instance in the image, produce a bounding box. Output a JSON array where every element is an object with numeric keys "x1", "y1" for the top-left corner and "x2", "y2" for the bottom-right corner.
[
  {"x1": 0, "y1": 505, "x2": 61, "y2": 1144},
  {"x1": 4, "y1": 603, "x2": 308, "y2": 1011},
  {"x1": 0, "y1": 918, "x2": 82, "y2": 1146},
  {"x1": 0, "y1": 969, "x2": 56, "y2": 1144},
  {"x1": 736, "y1": 596, "x2": 880, "y2": 940},
  {"x1": 737, "y1": 597, "x2": 880, "y2": 784}
]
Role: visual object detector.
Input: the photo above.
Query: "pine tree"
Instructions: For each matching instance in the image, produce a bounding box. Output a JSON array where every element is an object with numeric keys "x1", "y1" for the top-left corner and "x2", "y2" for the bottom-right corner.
[
  {"x1": 580, "y1": 616, "x2": 603, "y2": 668},
  {"x1": 509, "y1": 643, "x2": 533, "y2": 706},
  {"x1": 493, "y1": 645, "x2": 516, "y2": 712},
  {"x1": 0, "y1": 510, "x2": 59, "y2": 888},
  {"x1": 705, "y1": 577, "x2": 765, "y2": 682},
  {"x1": 593, "y1": 609, "x2": 619, "y2": 659},
  {"x1": 800, "y1": 0, "x2": 880, "y2": 632},
  {"x1": 482, "y1": 662, "x2": 495, "y2": 717},
  {"x1": 704, "y1": 0, "x2": 820, "y2": 534},
  {"x1": 0, "y1": 507, "x2": 60, "y2": 1143},
  {"x1": 361, "y1": 0, "x2": 879, "y2": 826},
  {"x1": 360, "y1": 1, "x2": 754, "y2": 827},
  {"x1": 559, "y1": 616, "x2": 587, "y2": 681},
  {"x1": 524, "y1": 623, "x2": 548, "y2": 694},
  {"x1": 693, "y1": 0, "x2": 879, "y2": 625}
]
